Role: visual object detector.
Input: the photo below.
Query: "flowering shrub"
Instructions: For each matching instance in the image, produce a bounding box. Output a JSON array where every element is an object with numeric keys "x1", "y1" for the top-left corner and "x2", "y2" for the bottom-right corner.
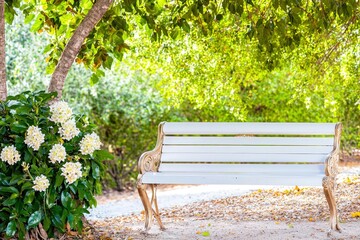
[{"x1": 0, "y1": 91, "x2": 111, "y2": 239}]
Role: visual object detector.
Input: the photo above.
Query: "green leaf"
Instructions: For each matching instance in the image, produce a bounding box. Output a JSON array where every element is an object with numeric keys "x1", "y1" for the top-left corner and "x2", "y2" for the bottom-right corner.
[
  {"x1": 0, "y1": 186, "x2": 19, "y2": 194},
  {"x1": 95, "y1": 180, "x2": 102, "y2": 194},
  {"x1": 88, "y1": 195, "x2": 97, "y2": 207},
  {"x1": 27, "y1": 210, "x2": 42, "y2": 229},
  {"x1": 67, "y1": 213, "x2": 75, "y2": 229},
  {"x1": 0, "y1": 211, "x2": 9, "y2": 220},
  {"x1": 0, "y1": 222, "x2": 5, "y2": 233},
  {"x1": 17, "y1": 221, "x2": 26, "y2": 240},
  {"x1": 51, "y1": 206, "x2": 65, "y2": 232},
  {"x1": 181, "y1": 20, "x2": 190, "y2": 33},
  {"x1": 24, "y1": 13, "x2": 36, "y2": 24},
  {"x1": 91, "y1": 162, "x2": 100, "y2": 179},
  {"x1": 60, "y1": 14, "x2": 74, "y2": 25},
  {"x1": 24, "y1": 149, "x2": 32, "y2": 162},
  {"x1": 43, "y1": 215, "x2": 51, "y2": 231},
  {"x1": 10, "y1": 192, "x2": 19, "y2": 199},
  {"x1": 96, "y1": 69, "x2": 105, "y2": 77},
  {"x1": 78, "y1": 185, "x2": 85, "y2": 201},
  {"x1": 45, "y1": 62, "x2": 56, "y2": 74},
  {"x1": 202, "y1": 231, "x2": 210, "y2": 237},
  {"x1": 21, "y1": 182, "x2": 33, "y2": 192},
  {"x1": 16, "y1": 105, "x2": 32, "y2": 114},
  {"x1": 24, "y1": 190, "x2": 35, "y2": 204},
  {"x1": 61, "y1": 191, "x2": 72, "y2": 209},
  {"x1": 170, "y1": 27, "x2": 180, "y2": 40},
  {"x1": 4, "y1": 4, "x2": 16, "y2": 24},
  {"x1": 3, "y1": 198, "x2": 17, "y2": 206},
  {"x1": 76, "y1": 217, "x2": 83, "y2": 233},
  {"x1": 10, "y1": 123, "x2": 28, "y2": 133},
  {"x1": 55, "y1": 172, "x2": 64, "y2": 188},
  {"x1": 10, "y1": 173, "x2": 23, "y2": 185},
  {"x1": 103, "y1": 56, "x2": 113, "y2": 69},
  {"x1": 93, "y1": 149, "x2": 114, "y2": 161},
  {"x1": 89, "y1": 73, "x2": 100, "y2": 86},
  {"x1": 30, "y1": 14, "x2": 45, "y2": 32},
  {"x1": 15, "y1": 200, "x2": 24, "y2": 215},
  {"x1": 5, "y1": 220, "x2": 17, "y2": 237}
]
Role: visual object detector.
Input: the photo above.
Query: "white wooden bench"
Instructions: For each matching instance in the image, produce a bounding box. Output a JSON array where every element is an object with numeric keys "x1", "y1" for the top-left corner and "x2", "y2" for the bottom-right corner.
[{"x1": 137, "y1": 122, "x2": 342, "y2": 233}]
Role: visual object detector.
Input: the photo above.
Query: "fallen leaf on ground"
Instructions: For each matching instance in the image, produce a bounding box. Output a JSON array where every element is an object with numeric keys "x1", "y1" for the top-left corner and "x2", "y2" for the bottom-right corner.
[
  {"x1": 350, "y1": 212, "x2": 360, "y2": 218},
  {"x1": 202, "y1": 231, "x2": 210, "y2": 237}
]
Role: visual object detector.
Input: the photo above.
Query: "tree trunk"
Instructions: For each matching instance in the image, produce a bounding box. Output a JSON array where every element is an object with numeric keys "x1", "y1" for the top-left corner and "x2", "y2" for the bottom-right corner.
[
  {"x1": 0, "y1": 0, "x2": 7, "y2": 101},
  {"x1": 48, "y1": 0, "x2": 113, "y2": 100}
]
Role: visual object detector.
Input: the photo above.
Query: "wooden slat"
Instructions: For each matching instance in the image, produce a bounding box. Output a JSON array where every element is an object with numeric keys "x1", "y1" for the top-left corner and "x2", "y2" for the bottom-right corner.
[
  {"x1": 163, "y1": 136, "x2": 334, "y2": 146},
  {"x1": 162, "y1": 145, "x2": 333, "y2": 154},
  {"x1": 141, "y1": 172, "x2": 324, "y2": 186},
  {"x1": 161, "y1": 153, "x2": 328, "y2": 163},
  {"x1": 159, "y1": 163, "x2": 325, "y2": 174},
  {"x1": 163, "y1": 122, "x2": 336, "y2": 135}
]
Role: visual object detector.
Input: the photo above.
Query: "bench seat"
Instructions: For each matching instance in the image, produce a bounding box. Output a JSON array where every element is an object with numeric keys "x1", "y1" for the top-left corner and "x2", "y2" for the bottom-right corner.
[
  {"x1": 142, "y1": 172, "x2": 325, "y2": 186},
  {"x1": 137, "y1": 122, "x2": 342, "y2": 234}
]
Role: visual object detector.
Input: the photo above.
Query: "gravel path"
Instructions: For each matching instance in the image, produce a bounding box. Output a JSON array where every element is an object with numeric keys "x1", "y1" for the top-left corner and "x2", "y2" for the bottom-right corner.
[
  {"x1": 85, "y1": 166, "x2": 360, "y2": 239},
  {"x1": 87, "y1": 184, "x2": 273, "y2": 219},
  {"x1": 87, "y1": 166, "x2": 360, "y2": 220}
]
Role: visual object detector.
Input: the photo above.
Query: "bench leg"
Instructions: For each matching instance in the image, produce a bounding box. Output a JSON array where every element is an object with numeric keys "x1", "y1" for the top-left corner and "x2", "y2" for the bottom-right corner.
[
  {"x1": 322, "y1": 176, "x2": 341, "y2": 234},
  {"x1": 138, "y1": 183, "x2": 153, "y2": 230},
  {"x1": 137, "y1": 183, "x2": 165, "y2": 231},
  {"x1": 150, "y1": 184, "x2": 165, "y2": 230}
]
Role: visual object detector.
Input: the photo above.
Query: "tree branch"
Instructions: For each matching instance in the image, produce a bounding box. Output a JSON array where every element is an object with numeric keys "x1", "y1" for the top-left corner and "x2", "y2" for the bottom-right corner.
[
  {"x1": 48, "y1": 0, "x2": 113, "y2": 100},
  {"x1": 316, "y1": 13, "x2": 357, "y2": 66},
  {"x1": 0, "y1": 0, "x2": 7, "y2": 101}
]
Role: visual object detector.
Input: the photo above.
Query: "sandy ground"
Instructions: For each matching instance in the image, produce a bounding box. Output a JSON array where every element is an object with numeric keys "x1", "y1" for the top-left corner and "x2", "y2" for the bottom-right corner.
[
  {"x1": 102, "y1": 219, "x2": 360, "y2": 240},
  {"x1": 88, "y1": 165, "x2": 360, "y2": 240}
]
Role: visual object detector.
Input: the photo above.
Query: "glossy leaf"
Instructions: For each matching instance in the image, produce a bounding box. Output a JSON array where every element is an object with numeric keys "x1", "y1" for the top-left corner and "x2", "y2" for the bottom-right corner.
[
  {"x1": 27, "y1": 210, "x2": 42, "y2": 229},
  {"x1": 6, "y1": 221, "x2": 17, "y2": 237},
  {"x1": 24, "y1": 190, "x2": 35, "y2": 204}
]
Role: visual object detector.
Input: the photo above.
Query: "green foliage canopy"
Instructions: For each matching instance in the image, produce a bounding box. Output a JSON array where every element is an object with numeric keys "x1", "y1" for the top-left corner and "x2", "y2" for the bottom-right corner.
[
  {"x1": 4, "y1": 0, "x2": 359, "y2": 81},
  {"x1": 119, "y1": 9, "x2": 359, "y2": 148}
]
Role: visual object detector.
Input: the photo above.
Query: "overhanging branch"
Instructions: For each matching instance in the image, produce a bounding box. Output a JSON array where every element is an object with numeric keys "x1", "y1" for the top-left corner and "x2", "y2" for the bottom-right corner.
[{"x1": 48, "y1": 0, "x2": 113, "y2": 100}]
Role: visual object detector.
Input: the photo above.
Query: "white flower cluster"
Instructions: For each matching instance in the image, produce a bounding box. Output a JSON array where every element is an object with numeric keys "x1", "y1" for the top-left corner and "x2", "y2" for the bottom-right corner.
[
  {"x1": 50, "y1": 101, "x2": 79, "y2": 141},
  {"x1": 59, "y1": 119, "x2": 80, "y2": 140},
  {"x1": 49, "y1": 101, "x2": 73, "y2": 124},
  {"x1": 61, "y1": 162, "x2": 82, "y2": 184},
  {"x1": 32, "y1": 175, "x2": 50, "y2": 192},
  {"x1": 0, "y1": 145, "x2": 21, "y2": 165},
  {"x1": 79, "y1": 132, "x2": 102, "y2": 155},
  {"x1": 24, "y1": 126, "x2": 45, "y2": 151},
  {"x1": 49, "y1": 144, "x2": 67, "y2": 164}
]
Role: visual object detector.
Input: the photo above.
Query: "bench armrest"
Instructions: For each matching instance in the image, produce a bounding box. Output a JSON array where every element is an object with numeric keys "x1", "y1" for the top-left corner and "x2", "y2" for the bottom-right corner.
[
  {"x1": 138, "y1": 122, "x2": 165, "y2": 174},
  {"x1": 324, "y1": 123, "x2": 342, "y2": 177}
]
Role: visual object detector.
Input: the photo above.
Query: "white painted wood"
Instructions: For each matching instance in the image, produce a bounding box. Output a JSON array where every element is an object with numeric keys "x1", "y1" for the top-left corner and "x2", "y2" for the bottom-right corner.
[
  {"x1": 161, "y1": 153, "x2": 328, "y2": 163},
  {"x1": 159, "y1": 163, "x2": 325, "y2": 174},
  {"x1": 162, "y1": 145, "x2": 333, "y2": 154},
  {"x1": 164, "y1": 136, "x2": 334, "y2": 146},
  {"x1": 139, "y1": 122, "x2": 338, "y2": 187},
  {"x1": 163, "y1": 122, "x2": 336, "y2": 135},
  {"x1": 141, "y1": 172, "x2": 324, "y2": 186}
]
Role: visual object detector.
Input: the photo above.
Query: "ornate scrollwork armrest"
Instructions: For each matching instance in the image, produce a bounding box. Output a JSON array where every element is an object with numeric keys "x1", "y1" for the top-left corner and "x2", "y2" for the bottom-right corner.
[
  {"x1": 138, "y1": 122, "x2": 165, "y2": 175},
  {"x1": 324, "y1": 123, "x2": 342, "y2": 177},
  {"x1": 138, "y1": 151, "x2": 161, "y2": 174},
  {"x1": 325, "y1": 151, "x2": 340, "y2": 177}
]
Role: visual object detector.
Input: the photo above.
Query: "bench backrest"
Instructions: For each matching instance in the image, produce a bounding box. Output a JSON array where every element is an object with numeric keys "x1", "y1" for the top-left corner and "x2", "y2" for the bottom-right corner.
[{"x1": 150, "y1": 122, "x2": 340, "y2": 186}]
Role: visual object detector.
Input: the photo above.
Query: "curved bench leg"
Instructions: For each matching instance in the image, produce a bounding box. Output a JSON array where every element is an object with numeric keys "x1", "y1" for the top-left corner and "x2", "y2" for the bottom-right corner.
[
  {"x1": 150, "y1": 184, "x2": 165, "y2": 230},
  {"x1": 138, "y1": 183, "x2": 153, "y2": 230},
  {"x1": 137, "y1": 183, "x2": 165, "y2": 231},
  {"x1": 322, "y1": 176, "x2": 341, "y2": 234}
]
